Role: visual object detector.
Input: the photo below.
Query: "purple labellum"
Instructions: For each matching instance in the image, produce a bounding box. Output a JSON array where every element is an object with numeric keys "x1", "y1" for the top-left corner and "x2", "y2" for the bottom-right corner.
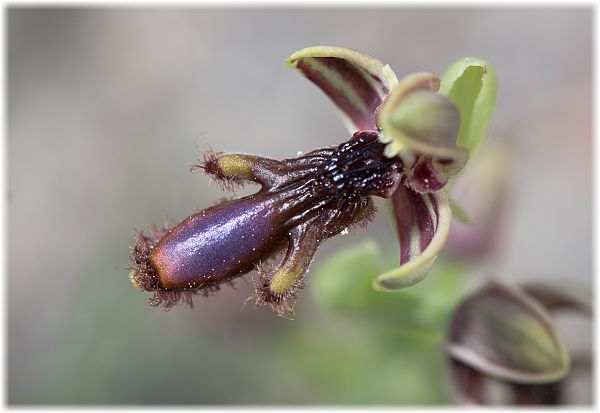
[
  {"x1": 130, "y1": 131, "x2": 403, "y2": 315},
  {"x1": 151, "y1": 195, "x2": 288, "y2": 290}
]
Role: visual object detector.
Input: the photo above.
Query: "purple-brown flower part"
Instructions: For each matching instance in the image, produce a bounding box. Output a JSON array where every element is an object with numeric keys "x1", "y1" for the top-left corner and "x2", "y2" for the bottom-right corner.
[
  {"x1": 130, "y1": 131, "x2": 402, "y2": 315},
  {"x1": 373, "y1": 184, "x2": 451, "y2": 291},
  {"x1": 403, "y1": 156, "x2": 450, "y2": 193},
  {"x1": 286, "y1": 46, "x2": 397, "y2": 133}
]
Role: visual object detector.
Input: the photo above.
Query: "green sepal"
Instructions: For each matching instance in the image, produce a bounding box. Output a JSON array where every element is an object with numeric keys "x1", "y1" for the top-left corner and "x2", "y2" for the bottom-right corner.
[{"x1": 439, "y1": 57, "x2": 497, "y2": 157}]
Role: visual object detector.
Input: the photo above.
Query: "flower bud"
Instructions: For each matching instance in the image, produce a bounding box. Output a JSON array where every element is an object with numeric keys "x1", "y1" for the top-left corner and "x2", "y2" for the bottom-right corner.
[{"x1": 446, "y1": 280, "x2": 570, "y2": 384}]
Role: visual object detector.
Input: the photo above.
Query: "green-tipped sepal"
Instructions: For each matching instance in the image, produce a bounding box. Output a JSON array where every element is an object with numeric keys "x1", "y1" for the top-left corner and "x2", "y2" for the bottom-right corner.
[
  {"x1": 439, "y1": 57, "x2": 497, "y2": 156},
  {"x1": 286, "y1": 45, "x2": 398, "y2": 133}
]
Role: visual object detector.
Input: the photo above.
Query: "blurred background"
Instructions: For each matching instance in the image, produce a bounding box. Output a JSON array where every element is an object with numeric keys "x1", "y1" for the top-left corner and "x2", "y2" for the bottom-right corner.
[{"x1": 8, "y1": 7, "x2": 592, "y2": 405}]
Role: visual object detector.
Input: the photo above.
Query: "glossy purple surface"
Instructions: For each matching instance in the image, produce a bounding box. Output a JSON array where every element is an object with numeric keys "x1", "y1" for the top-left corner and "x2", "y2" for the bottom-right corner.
[
  {"x1": 132, "y1": 131, "x2": 405, "y2": 312},
  {"x1": 151, "y1": 194, "x2": 287, "y2": 289}
]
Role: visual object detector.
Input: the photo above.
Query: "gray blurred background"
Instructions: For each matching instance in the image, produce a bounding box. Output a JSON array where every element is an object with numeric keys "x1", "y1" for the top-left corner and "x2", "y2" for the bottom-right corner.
[{"x1": 8, "y1": 7, "x2": 592, "y2": 405}]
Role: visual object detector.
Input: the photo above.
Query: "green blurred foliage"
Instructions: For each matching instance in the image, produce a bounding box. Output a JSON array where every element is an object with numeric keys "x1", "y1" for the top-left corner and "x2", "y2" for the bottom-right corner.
[
  {"x1": 313, "y1": 240, "x2": 465, "y2": 333},
  {"x1": 297, "y1": 240, "x2": 471, "y2": 403}
]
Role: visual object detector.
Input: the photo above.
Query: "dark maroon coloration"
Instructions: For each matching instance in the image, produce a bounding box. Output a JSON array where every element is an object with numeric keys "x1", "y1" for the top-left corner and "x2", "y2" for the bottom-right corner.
[
  {"x1": 296, "y1": 57, "x2": 386, "y2": 130},
  {"x1": 151, "y1": 196, "x2": 283, "y2": 289},
  {"x1": 406, "y1": 156, "x2": 447, "y2": 193},
  {"x1": 130, "y1": 131, "x2": 403, "y2": 313},
  {"x1": 391, "y1": 185, "x2": 438, "y2": 265}
]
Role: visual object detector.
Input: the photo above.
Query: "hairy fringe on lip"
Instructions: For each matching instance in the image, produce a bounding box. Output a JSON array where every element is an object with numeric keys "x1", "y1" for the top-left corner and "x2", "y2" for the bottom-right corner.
[
  {"x1": 130, "y1": 227, "x2": 235, "y2": 311},
  {"x1": 253, "y1": 262, "x2": 306, "y2": 320},
  {"x1": 190, "y1": 149, "x2": 246, "y2": 192}
]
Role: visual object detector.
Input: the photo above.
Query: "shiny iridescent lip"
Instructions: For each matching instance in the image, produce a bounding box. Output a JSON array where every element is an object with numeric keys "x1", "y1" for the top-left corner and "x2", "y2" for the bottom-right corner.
[{"x1": 130, "y1": 131, "x2": 401, "y2": 316}]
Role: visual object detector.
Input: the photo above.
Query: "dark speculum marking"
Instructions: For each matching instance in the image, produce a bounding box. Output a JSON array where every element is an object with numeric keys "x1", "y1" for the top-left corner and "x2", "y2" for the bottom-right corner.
[{"x1": 130, "y1": 130, "x2": 403, "y2": 314}]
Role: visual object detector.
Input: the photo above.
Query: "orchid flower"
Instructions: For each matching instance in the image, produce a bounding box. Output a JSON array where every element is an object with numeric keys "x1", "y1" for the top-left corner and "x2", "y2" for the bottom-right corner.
[{"x1": 130, "y1": 46, "x2": 497, "y2": 316}]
